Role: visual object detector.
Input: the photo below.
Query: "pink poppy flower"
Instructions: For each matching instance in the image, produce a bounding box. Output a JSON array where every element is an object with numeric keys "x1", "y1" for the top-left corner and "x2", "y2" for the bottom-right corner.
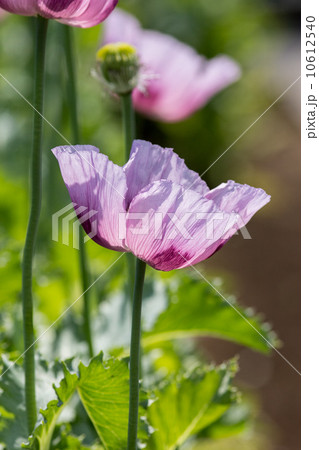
[
  {"x1": 103, "y1": 9, "x2": 241, "y2": 122},
  {"x1": 52, "y1": 140, "x2": 270, "y2": 271},
  {"x1": 0, "y1": 0, "x2": 118, "y2": 28}
]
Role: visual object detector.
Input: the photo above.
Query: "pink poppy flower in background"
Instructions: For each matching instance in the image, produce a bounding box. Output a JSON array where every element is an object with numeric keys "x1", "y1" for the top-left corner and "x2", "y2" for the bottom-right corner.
[
  {"x1": 103, "y1": 9, "x2": 241, "y2": 122},
  {"x1": 0, "y1": 0, "x2": 118, "y2": 28},
  {"x1": 52, "y1": 140, "x2": 270, "y2": 271}
]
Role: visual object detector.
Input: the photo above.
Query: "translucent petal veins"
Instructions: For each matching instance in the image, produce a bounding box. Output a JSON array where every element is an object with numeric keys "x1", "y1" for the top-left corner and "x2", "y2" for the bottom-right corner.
[{"x1": 52, "y1": 140, "x2": 270, "y2": 271}]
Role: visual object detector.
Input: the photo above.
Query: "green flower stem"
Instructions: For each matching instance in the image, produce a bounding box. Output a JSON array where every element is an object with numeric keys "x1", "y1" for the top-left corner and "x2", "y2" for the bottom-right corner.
[
  {"x1": 22, "y1": 16, "x2": 48, "y2": 434},
  {"x1": 121, "y1": 93, "x2": 136, "y2": 302},
  {"x1": 63, "y1": 25, "x2": 93, "y2": 358},
  {"x1": 127, "y1": 259, "x2": 146, "y2": 449},
  {"x1": 121, "y1": 93, "x2": 136, "y2": 161},
  {"x1": 121, "y1": 92, "x2": 145, "y2": 449}
]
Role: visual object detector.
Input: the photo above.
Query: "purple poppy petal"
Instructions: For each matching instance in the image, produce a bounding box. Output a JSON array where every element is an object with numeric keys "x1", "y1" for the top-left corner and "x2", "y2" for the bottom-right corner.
[
  {"x1": 60, "y1": 0, "x2": 118, "y2": 28},
  {"x1": 104, "y1": 9, "x2": 241, "y2": 122},
  {"x1": 37, "y1": 0, "x2": 86, "y2": 17},
  {"x1": 123, "y1": 140, "x2": 209, "y2": 205},
  {"x1": 103, "y1": 7, "x2": 141, "y2": 46},
  {"x1": 172, "y1": 55, "x2": 241, "y2": 121},
  {"x1": 0, "y1": 0, "x2": 117, "y2": 25},
  {"x1": 125, "y1": 180, "x2": 236, "y2": 271},
  {"x1": 186, "y1": 180, "x2": 271, "y2": 265},
  {"x1": 0, "y1": 0, "x2": 37, "y2": 15},
  {"x1": 205, "y1": 180, "x2": 271, "y2": 223},
  {"x1": 37, "y1": 0, "x2": 118, "y2": 27},
  {"x1": 52, "y1": 145, "x2": 128, "y2": 251},
  {"x1": 133, "y1": 31, "x2": 240, "y2": 122}
]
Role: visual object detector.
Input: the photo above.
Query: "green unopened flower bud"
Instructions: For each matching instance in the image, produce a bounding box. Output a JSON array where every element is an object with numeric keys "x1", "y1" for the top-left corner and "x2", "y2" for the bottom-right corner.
[{"x1": 96, "y1": 43, "x2": 139, "y2": 95}]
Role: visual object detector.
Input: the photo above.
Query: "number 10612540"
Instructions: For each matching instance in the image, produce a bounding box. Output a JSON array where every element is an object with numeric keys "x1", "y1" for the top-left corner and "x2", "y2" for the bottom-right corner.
[{"x1": 306, "y1": 16, "x2": 316, "y2": 78}]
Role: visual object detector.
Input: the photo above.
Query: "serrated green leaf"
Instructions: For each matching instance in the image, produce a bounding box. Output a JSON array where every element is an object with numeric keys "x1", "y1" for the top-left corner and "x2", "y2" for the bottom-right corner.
[
  {"x1": 23, "y1": 354, "x2": 149, "y2": 450},
  {"x1": 77, "y1": 355, "x2": 149, "y2": 449},
  {"x1": 192, "y1": 361, "x2": 239, "y2": 435},
  {"x1": 23, "y1": 363, "x2": 78, "y2": 450},
  {"x1": 143, "y1": 275, "x2": 279, "y2": 354},
  {"x1": 146, "y1": 361, "x2": 238, "y2": 450}
]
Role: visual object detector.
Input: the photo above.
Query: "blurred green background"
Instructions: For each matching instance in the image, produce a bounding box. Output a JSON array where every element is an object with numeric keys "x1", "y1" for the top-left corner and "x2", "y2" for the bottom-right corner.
[{"x1": 0, "y1": 0, "x2": 300, "y2": 449}]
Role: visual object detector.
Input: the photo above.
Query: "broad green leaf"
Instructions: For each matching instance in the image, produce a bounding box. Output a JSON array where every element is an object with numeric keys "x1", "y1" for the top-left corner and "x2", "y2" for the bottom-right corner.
[
  {"x1": 146, "y1": 360, "x2": 238, "y2": 450},
  {"x1": 23, "y1": 354, "x2": 149, "y2": 450},
  {"x1": 143, "y1": 274, "x2": 279, "y2": 354},
  {"x1": 76, "y1": 355, "x2": 149, "y2": 449}
]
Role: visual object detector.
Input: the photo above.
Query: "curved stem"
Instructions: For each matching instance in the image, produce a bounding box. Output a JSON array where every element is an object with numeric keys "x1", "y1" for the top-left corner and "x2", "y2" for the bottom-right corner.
[
  {"x1": 127, "y1": 259, "x2": 146, "y2": 449},
  {"x1": 121, "y1": 94, "x2": 136, "y2": 303},
  {"x1": 63, "y1": 25, "x2": 93, "y2": 357},
  {"x1": 22, "y1": 16, "x2": 48, "y2": 434}
]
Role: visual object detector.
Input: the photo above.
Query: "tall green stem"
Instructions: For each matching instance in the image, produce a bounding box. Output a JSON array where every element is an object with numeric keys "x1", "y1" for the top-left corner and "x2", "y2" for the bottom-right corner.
[
  {"x1": 121, "y1": 93, "x2": 136, "y2": 161},
  {"x1": 63, "y1": 26, "x2": 93, "y2": 358},
  {"x1": 22, "y1": 16, "x2": 48, "y2": 434},
  {"x1": 127, "y1": 259, "x2": 146, "y2": 449},
  {"x1": 121, "y1": 92, "x2": 145, "y2": 448},
  {"x1": 121, "y1": 94, "x2": 136, "y2": 302}
]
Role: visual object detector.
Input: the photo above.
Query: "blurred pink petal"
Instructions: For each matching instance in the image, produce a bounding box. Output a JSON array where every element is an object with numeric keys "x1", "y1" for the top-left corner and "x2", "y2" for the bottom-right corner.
[
  {"x1": 104, "y1": 9, "x2": 241, "y2": 122},
  {"x1": 52, "y1": 141, "x2": 270, "y2": 271},
  {"x1": 0, "y1": 7, "x2": 8, "y2": 18},
  {"x1": 0, "y1": 0, "x2": 118, "y2": 27},
  {"x1": 0, "y1": 0, "x2": 37, "y2": 15},
  {"x1": 102, "y1": 6, "x2": 141, "y2": 45},
  {"x1": 123, "y1": 140, "x2": 209, "y2": 204},
  {"x1": 52, "y1": 145, "x2": 128, "y2": 251}
]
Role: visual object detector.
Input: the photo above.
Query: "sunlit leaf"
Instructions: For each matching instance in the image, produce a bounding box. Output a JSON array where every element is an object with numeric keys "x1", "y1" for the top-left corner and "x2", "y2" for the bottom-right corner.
[
  {"x1": 49, "y1": 422, "x2": 104, "y2": 449},
  {"x1": 146, "y1": 360, "x2": 238, "y2": 450},
  {"x1": 76, "y1": 355, "x2": 149, "y2": 449},
  {"x1": 205, "y1": 401, "x2": 250, "y2": 440},
  {"x1": 22, "y1": 354, "x2": 149, "y2": 450},
  {"x1": 143, "y1": 274, "x2": 279, "y2": 354},
  {"x1": 23, "y1": 363, "x2": 78, "y2": 450}
]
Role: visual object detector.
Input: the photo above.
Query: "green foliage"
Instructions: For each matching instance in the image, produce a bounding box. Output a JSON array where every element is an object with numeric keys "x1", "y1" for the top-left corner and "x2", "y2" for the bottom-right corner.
[
  {"x1": 0, "y1": 353, "x2": 245, "y2": 450},
  {"x1": 0, "y1": 357, "x2": 27, "y2": 449},
  {"x1": 206, "y1": 402, "x2": 250, "y2": 440},
  {"x1": 146, "y1": 360, "x2": 238, "y2": 450},
  {"x1": 23, "y1": 363, "x2": 77, "y2": 450},
  {"x1": 76, "y1": 355, "x2": 149, "y2": 449},
  {"x1": 22, "y1": 354, "x2": 149, "y2": 450},
  {"x1": 49, "y1": 422, "x2": 104, "y2": 449},
  {"x1": 51, "y1": 427, "x2": 94, "y2": 450},
  {"x1": 0, "y1": 356, "x2": 67, "y2": 449},
  {"x1": 144, "y1": 273, "x2": 279, "y2": 354}
]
